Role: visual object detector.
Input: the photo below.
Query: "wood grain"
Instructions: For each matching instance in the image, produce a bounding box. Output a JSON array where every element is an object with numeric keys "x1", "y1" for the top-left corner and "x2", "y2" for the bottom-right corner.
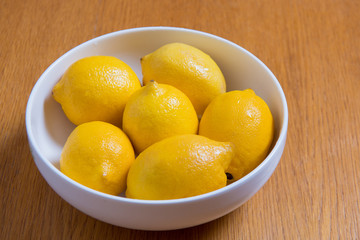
[{"x1": 1, "y1": 0, "x2": 359, "y2": 238}]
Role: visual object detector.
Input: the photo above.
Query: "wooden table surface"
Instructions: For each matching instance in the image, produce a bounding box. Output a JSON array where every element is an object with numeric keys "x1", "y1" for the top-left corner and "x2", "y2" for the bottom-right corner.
[{"x1": 1, "y1": 0, "x2": 359, "y2": 238}]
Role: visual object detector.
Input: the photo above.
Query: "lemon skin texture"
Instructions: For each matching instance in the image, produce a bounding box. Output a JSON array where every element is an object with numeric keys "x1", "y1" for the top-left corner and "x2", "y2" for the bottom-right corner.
[
  {"x1": 122, "y1": 81, "x2": 199, "y2": 154},
  {"x1": 52, "y1": 56, "x2": 141, "y2": 126},
  {"x1": 126, "y1": 134, "x2": 235, "y2": 200},
  {"x1": 199, "y1": 89, "x2": 274, "y2": 182},
  {"x1": 141, "y1": 43, "x2": 226, "y2": 117},
  {"x1": 60, "y1": 121, "x2": 135, "y2": 195}
]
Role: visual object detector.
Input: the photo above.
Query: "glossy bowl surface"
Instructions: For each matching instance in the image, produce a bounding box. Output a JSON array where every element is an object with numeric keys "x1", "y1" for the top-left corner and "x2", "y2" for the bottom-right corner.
[{"x1": 26, "y1": 26, "x2": 288, "y2": 231}]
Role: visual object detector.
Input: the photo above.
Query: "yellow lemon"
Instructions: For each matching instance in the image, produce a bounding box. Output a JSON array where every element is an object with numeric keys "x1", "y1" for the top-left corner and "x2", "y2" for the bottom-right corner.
[
  {"x1": 199, "y1": 89, "x2": 274, "y2": 182},
  {"x1": 122, "y1": 80, "x2": 198, "y2": 154},
  {"x1": 52, "y1": 56, "x2": 141, "y2": 126},
  {"x1": 60, "y1": 121, "x2": 135, "y2": 195},
  {"x1": 141, "y1": 42, "x2": 226, "y2": 117},
  {"x1": 126, "y1": 134, "x2": 235, "y2": 200}
]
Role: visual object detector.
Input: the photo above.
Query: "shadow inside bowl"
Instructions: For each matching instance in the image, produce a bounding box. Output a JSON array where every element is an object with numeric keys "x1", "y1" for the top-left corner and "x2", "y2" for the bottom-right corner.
[{"x1": 43, "y1": 94, "x2": 76, "y2": 167}]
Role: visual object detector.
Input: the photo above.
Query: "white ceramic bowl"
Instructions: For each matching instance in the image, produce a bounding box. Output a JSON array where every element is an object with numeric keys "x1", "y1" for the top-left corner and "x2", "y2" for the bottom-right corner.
[{"x1": 26, "y1": 27, "x2": 288, "y2": 231}]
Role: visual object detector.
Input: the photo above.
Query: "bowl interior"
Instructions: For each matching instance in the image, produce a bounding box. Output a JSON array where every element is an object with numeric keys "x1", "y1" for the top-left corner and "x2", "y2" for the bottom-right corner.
[{"x1": 27, "y1": 27, "x2": 287, "y2": 193}]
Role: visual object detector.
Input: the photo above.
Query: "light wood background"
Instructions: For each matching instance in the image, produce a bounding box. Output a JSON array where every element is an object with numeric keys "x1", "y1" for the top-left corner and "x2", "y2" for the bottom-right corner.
[{"x1": 1, "y1": 0, "x2": 359, "y2": 239}]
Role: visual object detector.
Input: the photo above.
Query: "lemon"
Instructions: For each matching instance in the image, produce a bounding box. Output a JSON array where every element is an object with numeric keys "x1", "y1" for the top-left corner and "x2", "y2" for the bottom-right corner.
[
  {"x1": 60, "y1": 121, "x2": 135, "y2": 195},
  {"x1": 122, "y1": 80, "x2": 198, "y2": 154},
  {"x1": 141, "y1": 42, "x2": 226, "y2": 117},
  {"x1": 52, "y1": 56, "x2": 141, "y2": 126},
  {"x1": 199, "y1": 89, "x2": 274, "y2": 182},
  {"x1": 126, "y1": 134, "x2": 234, "y2": 200}
]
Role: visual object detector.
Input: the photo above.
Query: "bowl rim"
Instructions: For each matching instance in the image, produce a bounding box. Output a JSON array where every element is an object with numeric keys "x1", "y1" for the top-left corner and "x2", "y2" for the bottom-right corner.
[{"x1": 26, "y1": 26, "x2": 288, "y2": 206}]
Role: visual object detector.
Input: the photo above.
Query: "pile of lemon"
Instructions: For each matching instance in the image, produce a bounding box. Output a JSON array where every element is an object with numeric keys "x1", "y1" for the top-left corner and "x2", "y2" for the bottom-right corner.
[{"x1": 53, "y1": 43, "x2": 274, "y2": 200}]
